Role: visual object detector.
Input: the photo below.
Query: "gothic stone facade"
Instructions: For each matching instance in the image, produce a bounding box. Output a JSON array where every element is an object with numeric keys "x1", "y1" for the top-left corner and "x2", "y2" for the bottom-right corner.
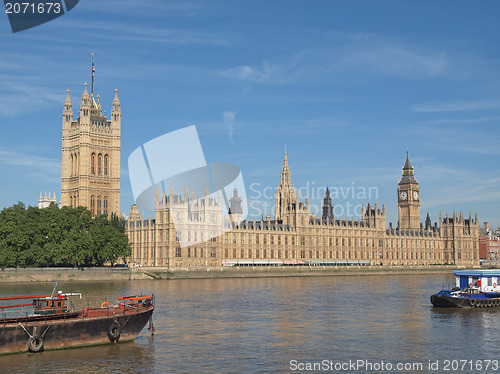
[
  {"x1": 127, "y1": 149, "x2": 479, "y2": 268},
  {"x1": 38, "y1": 191, "x2": 57, "y2": 209},
  {"x1": 61, "y1": 83, "x2": 121, "y2": 217}
]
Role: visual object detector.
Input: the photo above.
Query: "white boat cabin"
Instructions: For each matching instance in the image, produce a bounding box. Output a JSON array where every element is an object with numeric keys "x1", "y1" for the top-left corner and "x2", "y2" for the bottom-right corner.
[{"x1": 454, "y1": 270, "x2": 500, "y2": 293}]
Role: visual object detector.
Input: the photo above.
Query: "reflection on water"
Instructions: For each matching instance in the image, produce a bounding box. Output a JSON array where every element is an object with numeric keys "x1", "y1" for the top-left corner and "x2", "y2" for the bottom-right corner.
[
  {"x1": 1, "y1": 274, "x2": 500, "y2": 373},
  {"x1": 0, "y1": 338, "x2": 155, "y2": 374}
]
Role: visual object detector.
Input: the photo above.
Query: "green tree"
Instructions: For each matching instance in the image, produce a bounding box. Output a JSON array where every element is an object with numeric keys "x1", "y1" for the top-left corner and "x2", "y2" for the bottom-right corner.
[{"x1": 0, "y1": 203, "x2": 131, "y2": 268}]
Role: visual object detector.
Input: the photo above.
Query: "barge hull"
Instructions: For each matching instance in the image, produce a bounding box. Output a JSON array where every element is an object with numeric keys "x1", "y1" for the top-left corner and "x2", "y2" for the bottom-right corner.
[{"x1": 0, "y1": 307, "x2": 153, "y2": 355}]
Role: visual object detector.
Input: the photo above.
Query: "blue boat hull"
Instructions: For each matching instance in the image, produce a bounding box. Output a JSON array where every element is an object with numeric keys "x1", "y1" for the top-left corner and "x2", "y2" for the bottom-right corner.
[
  {"x1": 431, "y1": 291, "x2": 500, "y2": 308},
  {"x1": 430, "y1": 294, "x2": 472, "y2": 308}
]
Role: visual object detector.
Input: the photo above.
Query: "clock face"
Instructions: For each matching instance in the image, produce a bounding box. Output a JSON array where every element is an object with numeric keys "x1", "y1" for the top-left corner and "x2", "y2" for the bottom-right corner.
[
  {"x1": 400, "y1": 191, "x2": 408, "y2": 200},
  {"x1": 413, "y1": 191, "x2": 419, "y2": 200}
]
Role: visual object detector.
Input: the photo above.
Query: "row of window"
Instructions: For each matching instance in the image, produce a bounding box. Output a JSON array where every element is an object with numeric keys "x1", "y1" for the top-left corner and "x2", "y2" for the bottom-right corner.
[
  {"x1": 69, "y1": 152, "x2": 111, "y2": 176},
  {"x1": 217, "y1": 233, "x2": 440, "y2": 250},
  {"x1": 70, "y1": 153, "x2": 78, "y2": 176},
  {"x1": 133, "y1": 238, "x2": 469, "y2": 261},
  {"x1": 175, "y1": 247, "x2": 217, "y2": 258},
  {"x1": 70, "y1": 195, "x2": 79, "y2": 208},
  {"x1": 139, "y1": 245, "x2": 475, "y2": 263},
  {"x1": 90, "y1": 195, "x2": 108, "y2": 217},
  {"x1": 215, "y1": 248, "x2": 450, "y2": 261},
  {"x1": 91, "y1": 153, "x2": 110, "y2": 176}
]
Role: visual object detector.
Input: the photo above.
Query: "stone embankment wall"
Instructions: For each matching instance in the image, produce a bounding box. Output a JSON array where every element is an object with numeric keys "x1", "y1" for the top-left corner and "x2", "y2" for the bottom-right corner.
[
  {"x1": 161, "y1": 265, "x2": 458, "y2": 280},
  {"x1": 0, "y1": 267, "x2": 150, "y2": 283},
  {"x1": 0, "y1": 265, "x2": 471, "y2": 282}
]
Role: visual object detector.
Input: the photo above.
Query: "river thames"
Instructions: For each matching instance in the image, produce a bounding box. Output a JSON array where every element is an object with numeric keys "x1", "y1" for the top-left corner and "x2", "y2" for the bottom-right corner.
[{"x1": 1, "y1": 273, "x2": 499, "y2": 373}]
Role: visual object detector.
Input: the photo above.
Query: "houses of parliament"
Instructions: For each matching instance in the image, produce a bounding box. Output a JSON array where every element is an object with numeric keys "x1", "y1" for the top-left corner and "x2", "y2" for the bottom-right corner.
[{"x1": 60, "y1": 82, "x2": 480, "y2": 268}]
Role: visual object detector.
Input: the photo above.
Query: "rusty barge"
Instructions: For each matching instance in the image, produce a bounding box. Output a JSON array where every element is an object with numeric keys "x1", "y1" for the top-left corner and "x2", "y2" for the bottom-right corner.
[{"x1": 0, "y1": 291, "x2": 154, "y2": 355}]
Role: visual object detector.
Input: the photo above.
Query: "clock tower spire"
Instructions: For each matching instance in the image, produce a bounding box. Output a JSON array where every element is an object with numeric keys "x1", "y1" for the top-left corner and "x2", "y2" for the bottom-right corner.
[{"x1": 397, "y1": 150, "x2": 420, "y2": 230}]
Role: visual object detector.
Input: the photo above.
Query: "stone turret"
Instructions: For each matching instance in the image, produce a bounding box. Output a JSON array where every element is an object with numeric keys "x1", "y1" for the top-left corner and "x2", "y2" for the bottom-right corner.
[
  {"x1": 63, "y1": 89, "x2": 72, "y2": 125},
  {"x1": 80, "y1": 82, "x2": 91, "y2": 120},
  {"x1": 425, "y1": 213, "x2": 432, "y2": 230},
  {"x1": 111, "y1": 89, "x2": 121, "y2": 133},
  {"x1": 363, "y1": 202, "x2": 386, "y2": 229},
  {"x1": 322, "y1": 187, "x2": 334, "y2": 221}
]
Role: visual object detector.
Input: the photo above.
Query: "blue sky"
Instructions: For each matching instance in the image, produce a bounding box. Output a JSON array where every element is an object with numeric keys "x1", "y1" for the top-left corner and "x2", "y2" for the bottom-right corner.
[{"x1": 0, "y1": 0, "x2": 499, "y2": 228}]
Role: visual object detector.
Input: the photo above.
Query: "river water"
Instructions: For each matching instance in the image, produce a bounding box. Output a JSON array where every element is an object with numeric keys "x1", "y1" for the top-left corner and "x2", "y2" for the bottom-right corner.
[{"x1": 1, "y1": 273, "x2": 499, "y2": 373}]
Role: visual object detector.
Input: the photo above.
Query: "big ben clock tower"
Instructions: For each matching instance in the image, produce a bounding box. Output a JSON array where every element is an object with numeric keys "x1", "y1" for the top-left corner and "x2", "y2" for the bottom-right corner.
[{"x1": 397, "y1": 151, "x2": 420, "y2": 230}]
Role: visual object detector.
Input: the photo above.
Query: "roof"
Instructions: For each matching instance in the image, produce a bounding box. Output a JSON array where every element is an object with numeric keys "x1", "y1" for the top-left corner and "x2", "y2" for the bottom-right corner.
[
  {"x1": 403, "y1": 150, "x2": 413, "y2": 170},
  {"x1": 454, "y1": 269, "x2": 500, "y2": 277},
  {"x1": 399, "y1": 150, "x2": 418, "y2": 185}
]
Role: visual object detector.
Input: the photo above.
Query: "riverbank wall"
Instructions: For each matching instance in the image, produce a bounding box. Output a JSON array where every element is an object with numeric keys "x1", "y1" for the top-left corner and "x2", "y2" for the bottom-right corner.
[
  {"x1": 0, "y1": 267, "x2": 133, "y2": 283},
  {"x1": 0, "y1": 265, "x2": 469, "y2": 283}
]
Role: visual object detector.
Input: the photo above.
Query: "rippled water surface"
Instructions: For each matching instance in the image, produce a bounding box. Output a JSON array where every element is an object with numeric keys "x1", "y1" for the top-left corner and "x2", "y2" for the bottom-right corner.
[{"x1": 1, "y1": 273, "x2": 499, "y2": 373}]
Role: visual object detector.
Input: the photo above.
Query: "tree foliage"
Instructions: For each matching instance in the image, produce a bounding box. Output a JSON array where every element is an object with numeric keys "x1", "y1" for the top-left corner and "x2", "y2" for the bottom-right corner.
[{"x1": 0, "y1": 203, "x2": 131, "y2": 268}]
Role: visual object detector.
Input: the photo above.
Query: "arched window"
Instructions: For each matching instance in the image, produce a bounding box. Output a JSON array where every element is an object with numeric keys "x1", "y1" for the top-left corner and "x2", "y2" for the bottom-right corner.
[
  {"x1": 104, "y1": 155, "x2": 109, "y2": 176},
  {"x1": 70, "y1": 195, "x2": 73, "y2": 207},
  {"x1": 98, "y1": 154, "x2": 102, "y2": 176},
  {"x1": 90, "y1": 195, "x2": 95, "y2": 217},
  {"x1": 103, "y1": 196, "x2": 108, "y2": 216},
  {"x1": 91, "y1": 153, "x2": 96, "y2": 174},
  {"x1": 70, "y1": 154, "x2": 74, "y2": 176},
  {"x1": 97, "y1": 195, "x2": 101, "y2": 216},
  {"x1": 74, "y1": 153, "x2": 78, "y2": 175}
]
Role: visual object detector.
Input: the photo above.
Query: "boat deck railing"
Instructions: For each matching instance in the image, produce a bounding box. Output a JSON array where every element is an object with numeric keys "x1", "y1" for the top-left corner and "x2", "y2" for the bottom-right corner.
[
  {"x1": 1, "y1": 294, "x2": 154, "y2": 323},
  {"x1": 0, "y1": 304, "x2": 34, "y2": 319}
]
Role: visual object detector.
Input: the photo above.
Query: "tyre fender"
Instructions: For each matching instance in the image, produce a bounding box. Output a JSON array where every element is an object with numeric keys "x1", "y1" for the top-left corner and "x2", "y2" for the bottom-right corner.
[
  {"x1": 108, "y1": 321, "x2": 121, "y2": 342},
  {"x1": 28, "y1": 335, "x2": 44, "y2": 353}
]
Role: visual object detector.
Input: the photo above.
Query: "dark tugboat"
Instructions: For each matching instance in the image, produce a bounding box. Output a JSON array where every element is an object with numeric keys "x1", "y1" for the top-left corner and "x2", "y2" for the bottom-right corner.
[
  {"x1": 431, "y1": 270, "x2": 500, "y2": 308},
  {"x1": 0, "y1": 291, "x2": 155, "y2": 354}
]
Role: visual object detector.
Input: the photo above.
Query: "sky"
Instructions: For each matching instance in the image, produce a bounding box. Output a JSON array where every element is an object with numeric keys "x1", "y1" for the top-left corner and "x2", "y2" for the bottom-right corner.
[{"x1": 0, "y1": 0, "x2": 499, "y2": 229}]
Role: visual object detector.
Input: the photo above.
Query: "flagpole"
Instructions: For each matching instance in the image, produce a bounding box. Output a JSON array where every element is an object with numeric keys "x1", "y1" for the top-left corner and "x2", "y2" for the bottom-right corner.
[{"x1": 91, "y1": 52, "x2": 94, "y2": 96}]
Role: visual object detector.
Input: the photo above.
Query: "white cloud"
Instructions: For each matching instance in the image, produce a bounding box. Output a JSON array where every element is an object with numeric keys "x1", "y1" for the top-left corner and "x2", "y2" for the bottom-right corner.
[
  {"x1": 0, "y1": 57, "x2": 67, "y2": 117},
  {"x1": 223, "y1": 111, "x2": 236, "y2": 145},
  {"x1": 57, "y1": 20, "x2": 229, "y2": 46},
  {"x1": 221, "y1": 63, "x2": 280, "y2": 83},
  {"x1": 416, "y1": 163, "x2": 500, "y2": 209},
  {"x1": 415, "y1": 125, "x2": 500, "y2": 156},
  {"x1": 0, "y1": 89, "x2": 63, "y2": 117},
  {"x1": 413, "y1": 99, "x2": 500, "y2": 112},
  {"x1": 221, "y1": 53, "x2": 305, "y2": 84},
  {"x1": 454, "y1": 145, "x2": 500, "y2": 156},
  {"x1": 332, "y1": 40, "x2": 448, "y2": 78},
  {"x1": 425, "y1": 184, "x2": 500, "y2": 209},
  {"x1": 0, "y1": 147, "x2": 61, "y2": 172},
  {"x1": 224, "y1": 66, "x2": 257, "y2": 80},
  {"x1": 77, "y1": 0, "x2": 206, "y2": 17},
  {"x1": 243, "y1": 118, "x2": 350, "y2": 136},
  {"x1": 221, "y1": 33, "x2": 451, "y2": 87},
  {"x1": 425, "y1": 117, "x2": 500, "y2": 125}
]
